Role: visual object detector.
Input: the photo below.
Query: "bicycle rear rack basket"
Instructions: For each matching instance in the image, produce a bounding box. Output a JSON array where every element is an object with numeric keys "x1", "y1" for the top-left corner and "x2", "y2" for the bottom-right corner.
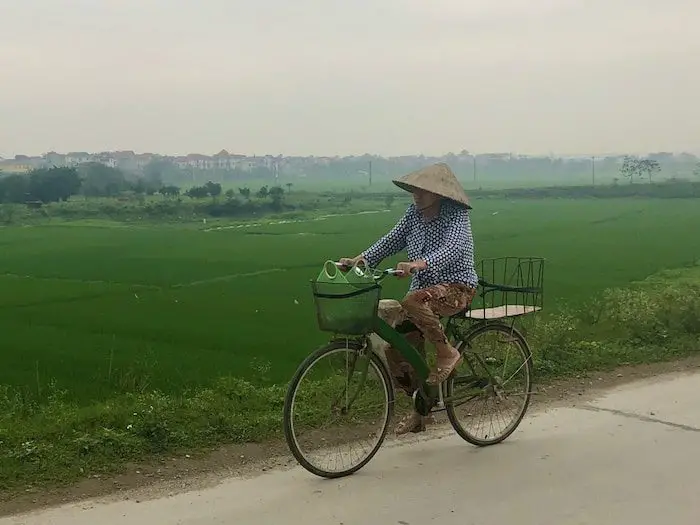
[{"x1": 465, "y1": 256, "x2": 545, "y2": 321}]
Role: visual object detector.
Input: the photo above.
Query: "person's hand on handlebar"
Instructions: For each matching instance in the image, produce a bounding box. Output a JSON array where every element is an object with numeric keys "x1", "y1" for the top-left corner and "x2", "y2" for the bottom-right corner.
[{"x1": 395, "y1": 259, "x2": 427, "y2": 278}]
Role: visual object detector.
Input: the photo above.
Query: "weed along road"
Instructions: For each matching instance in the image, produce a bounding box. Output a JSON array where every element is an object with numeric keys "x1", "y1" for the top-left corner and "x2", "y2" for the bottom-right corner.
[{"x1": 5, "y1": 370, "x2": 700, "y2": 525}]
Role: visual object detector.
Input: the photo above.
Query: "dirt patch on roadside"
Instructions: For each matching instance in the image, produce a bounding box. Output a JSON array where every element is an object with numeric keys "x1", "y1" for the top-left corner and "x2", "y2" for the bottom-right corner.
[{"x1": 3, "y1": 354, "x2": 700, "y2": 517}]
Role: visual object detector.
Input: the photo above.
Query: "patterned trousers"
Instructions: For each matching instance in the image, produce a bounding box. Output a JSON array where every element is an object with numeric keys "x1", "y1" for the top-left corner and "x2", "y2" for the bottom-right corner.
[{"x1": 376, "y1": 283, "x2": 477, "y2": 396}]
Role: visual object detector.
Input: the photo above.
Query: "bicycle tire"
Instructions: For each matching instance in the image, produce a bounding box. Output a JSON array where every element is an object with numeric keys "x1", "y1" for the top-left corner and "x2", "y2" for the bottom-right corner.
[
  {"x1": 283, "y1": 339, "x2": 394, "y2": 478},
  {"x1": 446, "y1": 322, "x2": 533, "y2": 446}
]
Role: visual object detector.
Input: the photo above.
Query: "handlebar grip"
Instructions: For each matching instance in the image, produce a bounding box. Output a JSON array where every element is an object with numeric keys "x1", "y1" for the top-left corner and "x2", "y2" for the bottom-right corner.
[{"x1": 387, "y1": 267, "x2": 417, "y2": 276}]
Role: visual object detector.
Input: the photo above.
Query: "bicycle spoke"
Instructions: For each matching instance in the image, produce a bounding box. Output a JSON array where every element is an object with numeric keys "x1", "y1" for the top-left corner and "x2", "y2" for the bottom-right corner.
[
  {"x1": 446, "y1": 323, "x2": 532, "y2": 446},
  {"x1": 283, "y1": 342, "x2": 393, "y2": 478}
]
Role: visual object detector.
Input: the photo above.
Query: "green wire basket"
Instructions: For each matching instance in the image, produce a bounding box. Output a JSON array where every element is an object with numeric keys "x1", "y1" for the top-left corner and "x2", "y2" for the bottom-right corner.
[{"x1": 311, "y1": 260, "x2": 382, "y2": 335}]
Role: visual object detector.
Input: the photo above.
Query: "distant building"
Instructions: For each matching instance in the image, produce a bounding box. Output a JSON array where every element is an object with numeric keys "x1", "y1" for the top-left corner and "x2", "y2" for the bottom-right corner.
[
  {"x1": 0, "y1": 160, "x2": 32, "y2": 173},
  {"x1": 44, "y1": 151, "x2": 66, "y2": 167},
  {"x1": 0, "y1": 154, "x2": 45, "y2": 173},
  {"x1": 64, "y1": 152, "x2": 91, "y2": 167}
]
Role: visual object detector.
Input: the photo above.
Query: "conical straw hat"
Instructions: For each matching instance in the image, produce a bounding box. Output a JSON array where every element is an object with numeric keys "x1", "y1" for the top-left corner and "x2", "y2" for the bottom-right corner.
[{"x1": 392, "y1": 162, "x2": 471, "y2": 209}]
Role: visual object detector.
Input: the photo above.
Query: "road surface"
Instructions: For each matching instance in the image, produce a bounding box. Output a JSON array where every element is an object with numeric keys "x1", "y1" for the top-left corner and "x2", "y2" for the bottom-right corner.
[{"x1": 4, "y1": 371, "x2": 700, "y2": 525}]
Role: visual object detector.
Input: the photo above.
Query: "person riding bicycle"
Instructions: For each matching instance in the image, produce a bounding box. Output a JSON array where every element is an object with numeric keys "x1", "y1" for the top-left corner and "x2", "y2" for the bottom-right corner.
[{"x1": 339, "y1": 162, "x2": 478, "y2": 435}]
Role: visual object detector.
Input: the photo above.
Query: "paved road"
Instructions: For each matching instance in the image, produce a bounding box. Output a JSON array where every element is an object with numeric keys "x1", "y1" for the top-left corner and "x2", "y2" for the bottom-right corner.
[{"x1": 4, "y1": 371, "x2": 700, "y2": 525}]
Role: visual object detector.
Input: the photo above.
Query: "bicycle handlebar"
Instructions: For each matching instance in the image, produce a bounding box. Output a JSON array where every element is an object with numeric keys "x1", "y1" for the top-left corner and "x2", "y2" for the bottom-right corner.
[
  {"x1": 334, "y1": 261, "x2": 412, "y2": 280},
  {"x1": 333, "y1": 262, "x2": 541, "y2": 292}
]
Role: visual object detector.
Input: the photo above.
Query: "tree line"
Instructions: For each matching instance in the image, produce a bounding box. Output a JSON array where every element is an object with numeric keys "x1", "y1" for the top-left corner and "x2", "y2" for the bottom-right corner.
[
  {"x1": 0, "y1": 165, "x2": 292, "y2": 212},
  {"x1": 0, "y1": 164, "x2": 166, "y2": 204}
]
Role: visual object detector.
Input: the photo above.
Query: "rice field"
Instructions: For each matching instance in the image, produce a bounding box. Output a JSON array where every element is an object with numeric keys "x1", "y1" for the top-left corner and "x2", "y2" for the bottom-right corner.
[{"x1": 2, "y1": 198, "x2": 699, "y2": 403}]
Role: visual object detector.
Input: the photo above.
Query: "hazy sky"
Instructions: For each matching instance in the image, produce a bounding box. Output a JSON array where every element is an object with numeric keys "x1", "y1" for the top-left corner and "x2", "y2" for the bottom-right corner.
[{"x1": 1, "y1": 0, "x2": 698, "y2": 158}]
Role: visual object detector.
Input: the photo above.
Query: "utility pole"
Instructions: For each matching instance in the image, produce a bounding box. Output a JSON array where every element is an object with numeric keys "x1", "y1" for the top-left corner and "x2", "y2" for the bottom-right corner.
[
  {"x1": 368, "y1": 160, "x2": 372, "y2": 187},
  {"x1": 591, "y1": 156, "x2": 596, "y2": 186}
]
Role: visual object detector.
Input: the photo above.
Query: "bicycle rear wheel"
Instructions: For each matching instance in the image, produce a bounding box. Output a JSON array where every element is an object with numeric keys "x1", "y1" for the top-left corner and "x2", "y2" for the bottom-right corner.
[
  {"x1": 283, "y1": 340, "x2": 394, "y2": 478},
  {"x1": 446, "y1": 323, "x2": 533, "y2": 446}
]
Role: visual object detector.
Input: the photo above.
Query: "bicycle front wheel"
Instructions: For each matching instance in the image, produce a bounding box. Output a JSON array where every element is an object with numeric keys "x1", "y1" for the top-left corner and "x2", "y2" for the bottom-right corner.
[
  {"x1": 283, "y1": 340, "x2": 394, "y2": 478},
  {"x1": 446, "y1": 323, "x2": 533, "y2": 446}
]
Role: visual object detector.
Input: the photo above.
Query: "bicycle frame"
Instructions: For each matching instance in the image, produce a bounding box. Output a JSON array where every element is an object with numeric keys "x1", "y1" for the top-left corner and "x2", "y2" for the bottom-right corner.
[
  {"x1": 372, "y1": 317, "x2": 431, "y2": 381},
  {"x1": 371, "y1": 315, "x2": 493, "y2": 408}
]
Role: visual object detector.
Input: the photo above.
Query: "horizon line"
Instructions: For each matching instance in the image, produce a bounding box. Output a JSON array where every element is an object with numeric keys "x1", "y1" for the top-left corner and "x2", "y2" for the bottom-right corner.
[{"x1": 3, "y1": 148, "x2": 698, "y2": 160}]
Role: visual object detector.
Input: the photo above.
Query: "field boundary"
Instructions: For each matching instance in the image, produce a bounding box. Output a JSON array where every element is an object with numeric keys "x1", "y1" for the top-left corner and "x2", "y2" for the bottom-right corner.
[
  {"x1": 172, "y1": 268, "x2": 286, "y2": 287},
  {"x1": 1, "y1": 269, "x2": 287, "y2": 291},
  {"x1": 0, "y1": 272, "x2": 160, "y2": 290},
  {"x1": 201, "y1": 209, "x2": 391, "y2": 232}
]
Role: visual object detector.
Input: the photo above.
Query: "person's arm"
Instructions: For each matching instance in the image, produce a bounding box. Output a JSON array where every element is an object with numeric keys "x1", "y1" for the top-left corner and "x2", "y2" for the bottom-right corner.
[
  {"x1": 422, "y1": 207, "x2": 472, "y2": 270},
  {"x1": 360, "y1": 207, "x2": 412, "y2": 267}
]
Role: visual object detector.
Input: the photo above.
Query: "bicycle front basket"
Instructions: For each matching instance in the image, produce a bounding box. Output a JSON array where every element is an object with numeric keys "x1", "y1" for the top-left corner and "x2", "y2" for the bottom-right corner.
[{"x1": 311, "y1": 261, "x2": 381, "y2": 335}]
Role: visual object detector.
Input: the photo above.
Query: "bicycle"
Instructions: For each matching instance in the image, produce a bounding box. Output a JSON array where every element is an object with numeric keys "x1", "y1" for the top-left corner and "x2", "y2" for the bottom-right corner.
[{"x1": 282, "y1": 256, "x2": 545, "y2": 479}]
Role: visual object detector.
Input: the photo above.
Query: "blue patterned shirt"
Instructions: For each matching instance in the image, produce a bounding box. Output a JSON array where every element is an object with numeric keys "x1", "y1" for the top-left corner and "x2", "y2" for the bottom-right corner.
[{"x1": 361, "y1": 200, "x2": 479, "y2": 291}]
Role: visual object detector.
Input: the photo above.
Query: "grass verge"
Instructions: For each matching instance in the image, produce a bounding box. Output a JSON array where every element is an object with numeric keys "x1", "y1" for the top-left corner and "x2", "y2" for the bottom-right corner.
[{"x1": 1, "y1": 264, "x2": 699, "y2": 493}]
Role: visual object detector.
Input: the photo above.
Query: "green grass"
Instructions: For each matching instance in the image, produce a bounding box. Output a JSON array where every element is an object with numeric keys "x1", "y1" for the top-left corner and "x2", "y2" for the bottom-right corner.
[{"x1": 1, "y1": 198, "x2": 699, "y2": 403}]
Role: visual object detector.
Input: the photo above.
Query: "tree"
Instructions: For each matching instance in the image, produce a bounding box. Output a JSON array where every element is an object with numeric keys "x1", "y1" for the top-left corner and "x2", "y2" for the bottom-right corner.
[
  {"x1": 185, "y1": 181, "x2": 221, "y2": 199},
  {"x1": 693, "y1": 163, "x2": 700, "y2": 178},
  {"x1": 80, "y1": 163, "x2": 128, "y2": 197},
  {"x1": 285, "y1": 182, "x2": 293, "y2": 193},
  {"x1": 620, "y1": 156, "x2": 642, "y2": 184},
  {"x1": 619, "y1": 156, "x2": 667, "y2": 185},
  {"x1": 0, "y1": 174, "x2": 30, "y2": 203},
  {"x1": 159, "y1": 185, "x2": 181, "y2": 197},
  {"x1": 268, "y1": 186, "x2": 284, "y2": 198},
  {"x1": 268, "y1": 186, "x2": 284, "y2": 211},
  {"x1": 225, "y1": 188, "x2": 235, "y2": 200},
  {"x1": 639, "y1": 159, "x2": 661, "y2": 183},
  {"x1": 185, "y1": 185, "x2": 209, "y2": 199},
  {"x1": 238, "y1": 187, "x2": 251, "y2": 200},
  {"x1": 28, "y1": 167, "x2": 81, "y2": 203},
  {"x1": 257, "y1": 186, "x2": 269, "y2": 199},
  {"x1": 384, "y1": 195, "x2": 395, "y2": 208},
  {"x1": 204, "y1": 181, "x2": 222, "y2": 199},
  {"x1": 0, "y1": 168, "x2": 81, "y2": 204}
]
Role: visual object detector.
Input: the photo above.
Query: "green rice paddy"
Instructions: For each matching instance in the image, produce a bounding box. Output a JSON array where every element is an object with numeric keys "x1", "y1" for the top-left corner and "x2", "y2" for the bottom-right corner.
[{"x1": 2, "y1": 198, "x2": 698, "y2": 403}]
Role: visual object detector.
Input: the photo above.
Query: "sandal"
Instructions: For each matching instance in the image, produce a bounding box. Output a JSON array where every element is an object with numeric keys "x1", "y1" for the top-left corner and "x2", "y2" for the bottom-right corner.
[
  {"x1": 427, "y1": 353, "x2": 463, "y2": 385},
  {"x1": 395, "y1": 412, "x2": 426, "y2": 435}
]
